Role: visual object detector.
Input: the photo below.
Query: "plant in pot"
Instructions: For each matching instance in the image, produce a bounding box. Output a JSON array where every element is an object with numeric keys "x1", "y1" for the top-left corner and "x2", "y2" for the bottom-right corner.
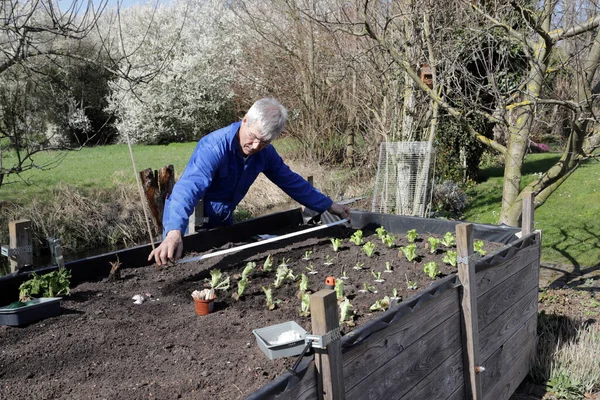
[
  {"x1": 192, "y1": 269, "x2": 230, "y2": 315},
  {"x1": 0, "y1": 267, "x2": 71, "y2": 326}
]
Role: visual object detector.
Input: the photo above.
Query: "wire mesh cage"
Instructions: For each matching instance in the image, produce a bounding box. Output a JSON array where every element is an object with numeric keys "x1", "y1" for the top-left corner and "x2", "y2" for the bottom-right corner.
[{"x1": 371, "y1": 142, "x2": 436, "y2": 217}]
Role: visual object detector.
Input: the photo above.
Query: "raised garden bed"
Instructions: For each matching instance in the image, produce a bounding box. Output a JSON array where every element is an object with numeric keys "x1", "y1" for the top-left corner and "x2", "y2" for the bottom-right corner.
[{"x1": 0, "y1": 210, "x2": 537, "y2": 400}]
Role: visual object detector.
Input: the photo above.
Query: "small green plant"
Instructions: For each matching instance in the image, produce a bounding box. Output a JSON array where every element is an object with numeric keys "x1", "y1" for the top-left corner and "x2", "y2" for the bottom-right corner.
[
  {"x1": 372, "y1": 270, "x2": 384, "y2": 282},
  {"x1": 474, "y1": 240, "x2": 487, "y2": 256},
  {"x1": 330, "y1": 238, "x2": 343, "y2": 252},
  {"x1": 306, "y1": 263, "x2": 318, "y2": 275},
  {"x1": 234, "y1": 278, "x2": 248, "y2": 300},
  {"x1": 349, "y1": 230, "x2": 364, "y2": 246},
  {"x1": 298, "y1": 273, "x2": 309, "y2": 294},
  {"x1": 263, "y1": 254, "x2": 274, "y2": 272},
  {"x1": 353, "y1": 262, "x2": 364, "y2": 270},
  {"x1": 274, "y1": 264, "x2": 295, "y2": 288},
  {"x1": 19, "y1": 267, "x2": 72, "y2": 301},
  {"x1": 340, "y1": 270, "x2": 349, "y2": 280},
  {"x1": 384, "y1": 261, "x2": 393, "y2": 273},
  {"x1": 241, "y1": 262, "x2": 255, "y2": 280},
  {"x1": 261, "y1": 286, "x2": 281, "y2": 310},
  {"x1": 339, "y1": 298, "x2": 355, "y2": 326},
  {"x1": 369, "y1": 296, "x2": 391, "y2": 312},
  {"x1": 406, "y1": 274, "x2": 418, "y2": 290},
  {"x1": 362, "y1": 241, "x2": 376, "y2": 257},
  {"x1": 375, "y1": 226, "x2": 388, "y2": 241},
  {"x1": 442, "y1": 232, "x2": 456, "y2": 247},
  {"x1": 443, "y1": 250, "x2": 458, "y2": 267},
  {"x1": 427, "y1": 237, "x2": 440, "y2": 254},
  {"x1": 324, "y1": 254, "x2": 334, "y2": 266},
  {"x1": 400, "y1": 244, "x2": 418, "y2": 262},
  {"x1": 382, "y1": 234, "x2": 396, "y2": 248},
  {"x1": 278, "y1": 257, "x2": 291, "y2": 268},
  {"x1": 406, "y1": 229, "x2": 418, "y2": 243},
  {"x1": 299, "y1": 293, "x2": 311, "y2": 317},
  {"x1": 209, "y1": 269, "x2": 230, "y2": 290},
  {"x1": 423, "y1": 262, "x2": 440, "y2": 279},
  {"x1": 302, "y1": 250, "x2": 313, "y2": 261},
  {"x1": 335, "y1": 279, "x2": 345, "y2": 300},
  {"x1": 390, "y1": 288, "x2": 400, "y2": 300},
  {"x1": 359, "y1": 282, "x2": 377, "y2": 293}
]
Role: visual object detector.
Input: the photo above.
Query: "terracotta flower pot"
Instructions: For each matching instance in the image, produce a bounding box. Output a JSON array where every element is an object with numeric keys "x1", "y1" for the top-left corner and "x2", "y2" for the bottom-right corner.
[{"x1": 194, "y1": 295, "x2": 216, "y2": 316}]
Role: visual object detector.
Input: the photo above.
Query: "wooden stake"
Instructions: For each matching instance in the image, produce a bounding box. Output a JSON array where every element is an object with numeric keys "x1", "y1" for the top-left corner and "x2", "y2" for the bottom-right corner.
[
  {"x1": 310, "y1": 289, "x2": 345, "y2": 400},
  {"x1": 9, "y1": 219, "x2": 33, "y2": 272},
  {"x1": 456, "y1": 223, "x2": 482, "y2": 400},
  {"x1": 522, "y1": 192, "x2": 535, "y2": 235}
]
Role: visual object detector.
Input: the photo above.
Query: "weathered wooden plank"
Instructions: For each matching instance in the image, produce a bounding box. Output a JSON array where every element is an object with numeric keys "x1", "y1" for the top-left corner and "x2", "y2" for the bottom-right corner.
[
  {"x1": 479, "y1": 286, "x2": 538, "y2": 362},
  {"x1": 9, "y1": 219, "x2": 33, "y2": 272},
  {"x1": 447, "y1": 384, "x2": 467, "y2": 400},
  {"x1": 398, "y1": 348, "x2": 464, "y2": 400},
  {"x1": 477, "y1": 260, "x2": 538, "y2": 331},
  {"x1": 343, "y1": 287, "x2": 460, "y2": 388},
  {"x1": 475, "y1": 243, "x2": 539, "y2": 297},
  {"x1": 482, "y1": 315, "x2": 537, "y2": 400},
  {"x1": 521, "y1": 192, "x2": 535, "y2": 235},
  {"x1": 311, "y1": 290, "x2": 345, "y2": 400},
  {"x1": 345, "y1": 311, "x2": 463, "y2": 400}
]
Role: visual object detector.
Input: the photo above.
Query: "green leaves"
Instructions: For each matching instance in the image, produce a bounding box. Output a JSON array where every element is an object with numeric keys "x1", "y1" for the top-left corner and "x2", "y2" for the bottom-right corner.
[
  {"x1": 362, "y1": 241, "x2": 376, "y2": 257},
  {"x1": 443, "y1": 251, "x2": 458, "y2": 267},
  {"x1": 423, "y1": 262, "x2": 440, "y2": 279},
  {"x1": 349, "y1": 230, "x2": 364, "y2": 246},
  {"x1": 19, "y1": 267, "x2": 71, "y2": 301},
  {"x1": 330, "y1": 238, "x2": 343, "y2": 252},
  {"x1": 406, "y1": 229, "x2": 418, "y2": 243},
  {"x1": 209, "y1": 269, "x2": 230, "y2": 290},
  {"x1": 400, "y1": 244, "x2": 418, "y2": 262}
]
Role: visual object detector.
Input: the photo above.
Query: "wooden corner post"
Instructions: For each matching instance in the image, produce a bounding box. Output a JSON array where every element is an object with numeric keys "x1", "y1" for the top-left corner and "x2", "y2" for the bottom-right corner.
[
  {"x1": 9, "y1": 219, "x2": 33, "y2": 273},
  {"x1": 310, "y1": 289, "x2": 345, "y2": 400},
  {"x1": 522, "y1": 192, "x2": 535, "y2": 235},
  {"x1": 456, "y1": 223, "x2": 483, "y2": 400}
]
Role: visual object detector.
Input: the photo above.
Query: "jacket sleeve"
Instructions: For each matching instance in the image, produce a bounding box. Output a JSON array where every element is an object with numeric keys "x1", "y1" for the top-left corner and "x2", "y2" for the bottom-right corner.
[
  {"x1": 263, "y1": 149, "x2": 333, "y2": 213},
  {"x1": 162, "y1": 141, "x2": 222, "y2": 234}
]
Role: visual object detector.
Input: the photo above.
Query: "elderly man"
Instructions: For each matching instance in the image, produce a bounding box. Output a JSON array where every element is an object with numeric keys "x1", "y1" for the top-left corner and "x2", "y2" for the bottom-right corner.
[{"x1": 148, "y1": 98, "x2": 350, "y2": 266}]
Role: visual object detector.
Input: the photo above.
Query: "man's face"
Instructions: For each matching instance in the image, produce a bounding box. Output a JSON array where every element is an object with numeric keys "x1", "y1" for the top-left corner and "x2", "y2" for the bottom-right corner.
[{"x1": 239, "y1": 117, "x2": 271, "y2": 156}]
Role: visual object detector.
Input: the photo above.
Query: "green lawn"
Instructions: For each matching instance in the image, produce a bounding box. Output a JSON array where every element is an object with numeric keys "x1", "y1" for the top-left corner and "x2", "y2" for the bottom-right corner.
[
  {"x1": 1, "y1": 139, "x2": 298, "y2": 204},
  {"x1": 463, "y1": 153, "x2": 600, "y2": 268}
]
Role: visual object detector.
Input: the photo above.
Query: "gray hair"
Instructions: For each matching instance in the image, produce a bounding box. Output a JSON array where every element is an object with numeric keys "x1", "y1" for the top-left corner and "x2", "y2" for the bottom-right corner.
[{"x1": 245, "y1": 98, "x2": 288, "y2": 141}]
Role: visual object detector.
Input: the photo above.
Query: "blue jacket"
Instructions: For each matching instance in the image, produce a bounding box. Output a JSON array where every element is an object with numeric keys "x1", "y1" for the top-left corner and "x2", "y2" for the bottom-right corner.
[{"x1": 162, "y1": 121, "x2": 333, "y2": 234}]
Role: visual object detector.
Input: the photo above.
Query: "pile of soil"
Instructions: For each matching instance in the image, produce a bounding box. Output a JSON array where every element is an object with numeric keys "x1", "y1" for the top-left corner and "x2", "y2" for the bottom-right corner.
[{"x1": 0, "y1": 226, "x2": 503, "y2": 400}]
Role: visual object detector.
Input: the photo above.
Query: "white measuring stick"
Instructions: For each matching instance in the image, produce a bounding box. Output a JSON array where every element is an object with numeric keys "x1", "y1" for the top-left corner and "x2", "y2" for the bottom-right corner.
[{"x1": 176, "y1": 218, "x2": 348, "y2": 265}]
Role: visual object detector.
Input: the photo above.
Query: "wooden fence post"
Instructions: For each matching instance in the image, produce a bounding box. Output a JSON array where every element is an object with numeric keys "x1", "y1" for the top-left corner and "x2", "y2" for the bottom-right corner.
[
  {"x1": 9, "y1": 219, "x2": 33, "y2": 272},
  {"x1": 188, "y1": 199, "x2": 204, "y2": 235},
  {"x1": 456, "y1": 223, "x2": 483, "y2": 400},
  {"x1": 307, "y1": 176, "x2": 314, "y2": 186},
  {"x1": 310, "y1": 289, "x2": 345, "y2": 400},
  {"x1": 522, "y1": 192, "x2": 535, "y2": 235}
]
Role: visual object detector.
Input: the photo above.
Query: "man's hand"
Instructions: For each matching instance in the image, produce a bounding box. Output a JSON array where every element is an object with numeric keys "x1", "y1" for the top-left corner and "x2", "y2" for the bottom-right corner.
[
  {"x1": 328, "y1": 202, "x2": 351, "y2": 221},
  {"x1": 148, "y1": 230, "x2": 184, "y2": 266}
]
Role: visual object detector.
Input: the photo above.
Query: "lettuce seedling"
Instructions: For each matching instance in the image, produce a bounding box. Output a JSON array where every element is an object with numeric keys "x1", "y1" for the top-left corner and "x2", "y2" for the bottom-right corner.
[
  {"x1": 362, "y1": 241, "x2": 376, "y2": 257},
  {"x1": 370, "y1": 296, "x2": 391, "y2": 312},
  {"x1": 406, "y1": 229, "x2": 418, "y2": 243},
  {"x1": 390, "y1": 288, "x2": 400, "y2": 301},
  {"x1": 384, "y1": 261, "x2": 393, "y2": 273},
  {"x1": 299, "y1": 293, "x2": 311, "y2": 317},
  {"x1": 427, "y1": 237, "x2": 440, "y2": 254},
  {"x1": 278, "y1": 257, "x2": 291, "y2": 268},
  {"x1": 442, "y1": 232, "x2": 456, "y2": 247},
  {"x1": 349, "y1": 230, "x2": 364, "y2": 246},
  {"x1": 359, "y1": 282, "x2": 377, "y2": 293},
  {"x1": 233, "y1": 278, "x2": 248, "y2": 300},
  {"x1": 241, "y1": 262, "x2": 255, "y2": 280},
  {"x1": 340, "y1": 270, "x2": 349, "y2": 280},
  {"x1": 302, "y1": 250, "x2": 313, "y2": 261},
  {"x1": 263, "y1": 254, "x2": 274, "y2": 272},
  {"x1": 353, "y1": 262, "x2": 364, "y2": 270},
  {"x1": 339, "y1": 298, "x2": 355, "y2": 326},
  {"x1": 383, "y1": 234, "x2": 396, "y2": 248},
  {"x1": 298, "y1": 273, "x2": 309, "y2": 294},
  {"x1": 330, "y1": 238, "x2": 343, "y2": 252},
  {"x1": 375, "y1": 226, "x2": 387, "y2": 241},
  {"x1": 306, "y1": 263, "x2": 318, "y2": 275},
  {"x1": 274, "y1": 265, "x2": 295, "y2": 288},
  {"x1": 443, "y1": 250, "x2": 458, "y2": 267},
  {"x1": 474, "y1": 240, "x2": 487, "y2": 256},
  {"x1": 400, "y1": 244, "x2": 418, "y2": 262},
  {"x1": 405, "y1": 274, "x2": 418, "y2": 290},
  {"x1": 261, "y1": 286, "x2": 281, "y2": 310},
  {"x1": 324, "y1": 254, "x2": 334, "y2": 266},
  {"x1": 372, "y1": 270, "x2": 385, "y2": 283},
  {"x1": 209, "y1": 269, "x2": 230, "y2": 290},
  {"x1": 335, "y1": 279, "x2": 345, "y2": 300},
  {"x1": 423, "y1": 262, "x2": 440, "y2": 279}
]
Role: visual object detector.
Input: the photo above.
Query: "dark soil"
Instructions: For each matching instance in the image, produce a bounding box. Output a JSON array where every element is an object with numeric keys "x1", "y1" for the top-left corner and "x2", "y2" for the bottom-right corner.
[{"x1": 0, "y1": 226, "x2": 505, "y2": 400}]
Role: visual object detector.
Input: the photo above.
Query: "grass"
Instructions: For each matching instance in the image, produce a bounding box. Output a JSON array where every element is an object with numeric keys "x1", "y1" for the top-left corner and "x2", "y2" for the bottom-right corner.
[
  {"x1": 463, "y1": 153, "x2": 600, "y2": 268},
  {"x1": 1, "y1": 138, "x2": 299, "y2": 204}
]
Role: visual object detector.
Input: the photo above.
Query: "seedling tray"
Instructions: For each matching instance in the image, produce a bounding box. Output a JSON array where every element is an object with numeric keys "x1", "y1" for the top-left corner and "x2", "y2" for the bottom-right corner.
[
  {"x1": 252, "y1": 321, "x2": 307, "y2": 360},
  {"x1": 0, "y1": 297, "x2": 62, "y2": 326}
]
